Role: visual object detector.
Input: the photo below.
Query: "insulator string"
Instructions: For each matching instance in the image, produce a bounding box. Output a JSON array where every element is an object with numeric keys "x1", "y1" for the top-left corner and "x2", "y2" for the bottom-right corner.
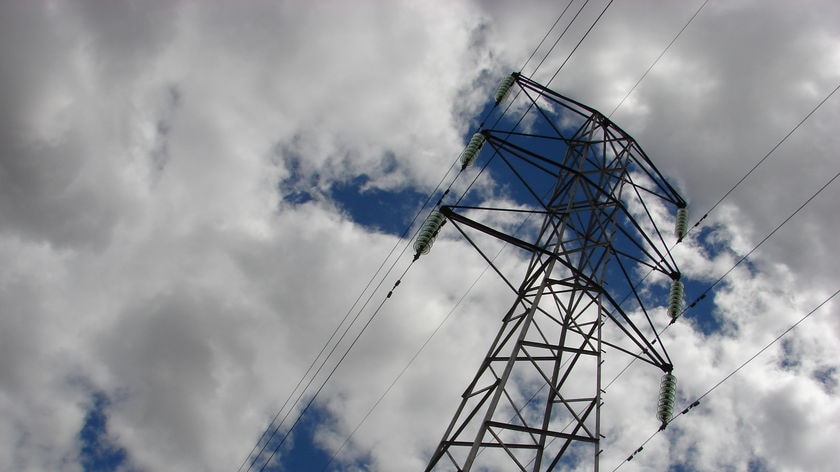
[
  {"x1": 242, "y1": 2, "x2": 838, "y2": 470},
  {"x1": 242, "y1": 3, "x2": 601, "y2": 466},
  {"x1": 610, "y1": 287, "x2": 840, "y2": 471}
]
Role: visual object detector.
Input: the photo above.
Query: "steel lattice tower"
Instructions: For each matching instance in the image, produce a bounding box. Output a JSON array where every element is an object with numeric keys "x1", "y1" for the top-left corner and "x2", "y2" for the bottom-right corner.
[{"x1": 424, "y1": 74, "x2": 686, "y2": 471}]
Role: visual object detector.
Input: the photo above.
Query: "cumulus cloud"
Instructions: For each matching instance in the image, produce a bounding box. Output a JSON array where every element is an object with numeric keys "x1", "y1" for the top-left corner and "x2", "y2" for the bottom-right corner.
[{"x1": 0, "y1": 1, "x2": 838, "y2": 471}]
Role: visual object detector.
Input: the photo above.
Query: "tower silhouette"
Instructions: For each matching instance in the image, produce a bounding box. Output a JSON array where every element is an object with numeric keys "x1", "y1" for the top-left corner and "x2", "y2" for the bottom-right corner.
[{"x1": 423, "y1": 74, "x2": 686, "y2": 471}]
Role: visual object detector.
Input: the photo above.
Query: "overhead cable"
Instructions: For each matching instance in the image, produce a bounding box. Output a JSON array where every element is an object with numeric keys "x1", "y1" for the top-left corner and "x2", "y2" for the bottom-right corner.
[
  {"x1": 518, "y1": 0, "x2": 578, "y2": 74},
  {"x1": 687, "y1": 80, "x2": 840, "y2": 235},
  {"x1": 611, "y1": 287, "x2": 840, "y2": 471},
  {"x1": 253, "y1": 261, "x2": 416, "y2": 472},
  {"x1": 680, "y1": 169, "x2": 839, "y2": 317},
  {"x1": 604, "y1": 166, "x2": 839, "y2": 393},
  {"x1": 608, "y1": 0, "x2": 710, "y2": 118},
  {"x1": 546, "y1": 0, "x2": 616, "y2": 88}
]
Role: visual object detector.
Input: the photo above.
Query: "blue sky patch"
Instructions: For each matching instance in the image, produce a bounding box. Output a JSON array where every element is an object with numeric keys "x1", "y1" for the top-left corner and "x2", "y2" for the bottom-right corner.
[
  {"x1": 78, "y1": 392, "x2": 131, "y2": 472},
  {"x1": 681, "y1": 277, "x2": 724, "y2": 335},
  {"x1": 252, "y1": 404, "x2": 368, "y2": 472},
  {"x1": 330, "y1": 175, "x2": 429, "y2": 236}
]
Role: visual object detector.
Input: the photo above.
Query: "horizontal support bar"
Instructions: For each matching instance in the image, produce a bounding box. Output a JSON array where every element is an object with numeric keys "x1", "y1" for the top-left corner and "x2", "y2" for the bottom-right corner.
[{"x1": 486, "y1": 421, "x2": 598, "y2": 443}]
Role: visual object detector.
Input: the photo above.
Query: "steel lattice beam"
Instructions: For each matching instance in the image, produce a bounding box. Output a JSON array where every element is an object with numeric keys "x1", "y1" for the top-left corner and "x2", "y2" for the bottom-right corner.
[{"x1": 425, "y1": 75, "x2": 684, "y2": 472}]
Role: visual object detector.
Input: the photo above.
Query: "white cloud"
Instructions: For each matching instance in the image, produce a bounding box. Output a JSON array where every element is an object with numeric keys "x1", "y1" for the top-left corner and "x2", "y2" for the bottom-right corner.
[{"x1": 0, "y1": 0, "x2": 838, "y2": 471}]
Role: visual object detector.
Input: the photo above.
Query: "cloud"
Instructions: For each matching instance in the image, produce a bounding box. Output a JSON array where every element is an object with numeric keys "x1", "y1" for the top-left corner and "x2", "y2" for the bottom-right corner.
[{"x1": 0, "y1": 1, "x2": 838, "y2": 471}]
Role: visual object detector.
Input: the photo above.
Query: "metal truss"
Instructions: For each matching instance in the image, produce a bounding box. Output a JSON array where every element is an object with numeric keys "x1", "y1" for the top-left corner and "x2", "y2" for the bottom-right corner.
[{"x1": 425, "y1": 74, "x2": 685, "y2": 472}]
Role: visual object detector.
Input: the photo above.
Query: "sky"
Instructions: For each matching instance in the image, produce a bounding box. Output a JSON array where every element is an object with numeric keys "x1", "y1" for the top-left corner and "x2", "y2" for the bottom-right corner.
[{"x1": 1, "y1": 0, "x2": 839, "y2": 471}]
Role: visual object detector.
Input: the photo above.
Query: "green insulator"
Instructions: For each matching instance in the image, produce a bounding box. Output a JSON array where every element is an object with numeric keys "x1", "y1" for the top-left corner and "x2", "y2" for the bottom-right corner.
[
  {"x1": 459, "y1": 133, "x2": 486, "y2": 168},
  {"x1": 668, "y1": 279, "x2": 684, "y2": 320},
  {"x1": 675, "y1": 207, "x2": 688, "y2": 241},
  {"x1": 657, "y1": 373, "x2": 677, "y2": 424},
  {"x1": 413, "y1": 210, "x2": 446, "y2": 255},
  {"x1": 494, "y1": 73, "x2": 516, "y2": 104}
]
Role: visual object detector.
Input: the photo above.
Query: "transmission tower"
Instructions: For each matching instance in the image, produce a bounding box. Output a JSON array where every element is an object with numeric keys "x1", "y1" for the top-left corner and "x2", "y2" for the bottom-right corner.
[{"x1": 422, "y1": 74, "x2": 686, "y2": 471}]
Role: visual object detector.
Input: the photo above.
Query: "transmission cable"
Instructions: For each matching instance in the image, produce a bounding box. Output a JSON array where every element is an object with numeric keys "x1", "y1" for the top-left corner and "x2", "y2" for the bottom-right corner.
[
  {"x1": 501, "y1": 140, "x2": 840, "y2": 461},
  {"x1": 309, "y1": 4, "x2": 711, "y2": 461},
  {"x1": 607, "y1": 0, "x2": 710, "y2": 118},
  {"x1": 304, "y1": 3, "x2": 608, "y2": 464},
  {"x1": 610, "y1": 286, "x2": 840, "y2": 471},
  {"x1": 607, "y1": 76, "x2": 840, "y2": 346},
  {"x1": 584, "y1": 85, "x2": 840, "y2": 464},
  {"x1": 251, "y1": 260, "x2": 417, "y2": 472},
  {"x1": 241, "y1": 7, "x2": 600, "y2": 464},
  {"x1": 604, "y1": 166, "x2": 839, "y2": 391},
  {"x1": 679, "y1": 169, "x2": 839, "y2": 316},
  {"x1": 235, "y1": 217, "x2": 420, "y2": 471},
  {"x1": 590, "y1": 169, "x2": 840, "y2": 467},
  {"x1": 243, "y1": 64, "x2": 551, "y2": 471},
  {"x1": 240, "y1": 251, "x2": 413, "y2": 472},
  {"x1": 319, "y1": 258, "x2": 500, "y2": 471},
  {"x1": 526, "y1": 0, "x2": 591, "y2": 77},
  {"x1": 234, "y1": 161, "x2": 462, "y2": 471},
  {"x1": 245, "y1": 0, "x2": 699, "y2": 467},
  {"x1": 546, "y1": 0, "x2": 615, "y2": 88},
  {"x1": 240, "y1": 151, "x2": 480, "y2": 469},
  {"x1": 687, "y1": 79, "x2": 840, "y2": 235},
  {"x1": 518, "y1": 0, "x2": 577, "y2": 74},
  {"x1": 411, "y1": 8, "x2": 837, "y2": 470}
]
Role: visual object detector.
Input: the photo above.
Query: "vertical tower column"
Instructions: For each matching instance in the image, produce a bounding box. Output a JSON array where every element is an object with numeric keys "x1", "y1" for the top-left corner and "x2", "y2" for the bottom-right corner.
[{"x1": 424, "y1": 75, "x2": 685, "y2": 472}]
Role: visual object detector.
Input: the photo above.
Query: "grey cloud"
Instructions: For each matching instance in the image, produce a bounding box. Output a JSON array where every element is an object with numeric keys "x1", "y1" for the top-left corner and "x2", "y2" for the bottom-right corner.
[{"x1": 1, "y1": 1, "x2": 839, "y2": 471}]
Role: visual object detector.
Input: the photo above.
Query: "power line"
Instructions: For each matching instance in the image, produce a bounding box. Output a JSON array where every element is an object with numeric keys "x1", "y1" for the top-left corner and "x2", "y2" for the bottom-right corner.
[
  {"x1": 515, "y1": 161, "x2": 839, "y2": 460},
  {"x1": 518, "y1": 0, "x2": 578, "y2": 74},
  {"x1": 319, "y1": 260, "x2": 498, "y2": 472},
  {"x1": 248, "y1": 89, "x2": 557, "y2": 463},
  {"x1": 636, "y1": 80, "x2": 840, "y2": 310},
  {"x1": 607, "y1": 0, "x2": 710, "y2": 118},
  {"x1": 311, "y1": 55, "x2": 840, "y2": 472},
  {"x1": 235, "y1": 232, "x2": 407, "y2": 472},
  {"x1": 686, "y1": 79, "x2": 840, "y2": 234},
  {"x1": 241, "y1": 2, "x2": 838, "y2": 470},
  {"x1": 235, "y1": 161, "x2": 459, "y2": 472},
  {"x1": 604, "y1": 165, "x2": 839, "y2": 393},
  {"x1": 241, "y1": 256, "x2": 411, "y2": 472},
  {"x1": 605, "y1": 76, "x2": 840, "y2": 366},
  {"x1": 546, "y1": 0, "x2": 615, "y2": 88},
  {"x1": 253, "y1": 78, "x2": 545, "y2": 471},
  {"x1": 527, "y1": 0, "x2": 591, "y2": 77},
  {"x1": 310, "y1": 3, "x2": 611, "y2": 461},
  {"x1": 240, "y1": 67, "x2": 552, "y2": 469},
  {"x1": 253, "y1": 261, "x2": 416, "y2": 472},
  {"x1": 611, "y1": 287, "x2": 840, "y2": 471},
  {"x1": 680, "y1": 169, "x2": 839, "y2": 314}
]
